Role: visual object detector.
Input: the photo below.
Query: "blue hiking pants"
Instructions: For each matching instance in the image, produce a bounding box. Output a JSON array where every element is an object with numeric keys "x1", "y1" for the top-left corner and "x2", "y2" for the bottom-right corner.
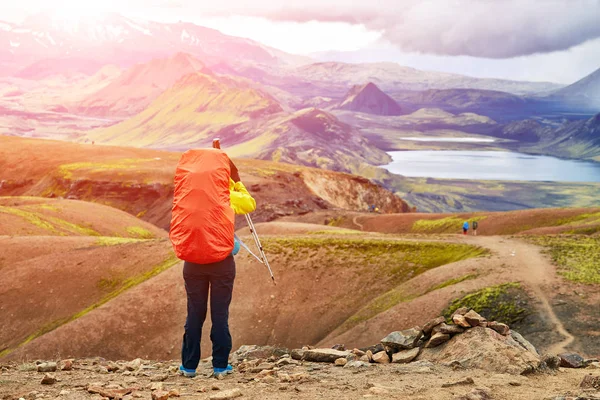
[{"x1": 181, "y1": 256, "x2": 236, "y2": 370}]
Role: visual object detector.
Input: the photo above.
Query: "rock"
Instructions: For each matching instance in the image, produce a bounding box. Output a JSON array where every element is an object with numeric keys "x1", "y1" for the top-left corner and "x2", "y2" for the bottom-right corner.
[
  {"x1": 344, "y1": 361, "x2": 371, "y2": 369},
  {"x1": 381, "y1": 328, "x2": 423, "y2": 351},
  {"x1": 425, "y1": 333, "x2": 451, "y2": 348},
  {"x1": 366, "y1": 350, "x2": 373, "y2": 362},
  {"x1": 37, "y1": 362, "x2": 57, "y2": 372},
  {"x1": 369, "y1": 387, "x2": 389, "y2": 395},
  {"x1": 290, "y1": 349, "x2": 305, "y2": 360},
  {"x1": 452, "y1": 307, "x2": 470, "y2": 317},
  {"x1": 559, "y1": 353, "x2": 585, "y2": 368},
  {"x1": 151, "y1": 390, "x2": 170, "y2": 400},
  {"x1": 301, "y1": 348, "x2": 351, "y2": 363},
  {"x1": 463, "y1": 310, "x2": 487, "y2": 327},
  {"x1": 542, "y1": 354, "x2": 562, "y2": 370},
  {"x1": 331, "y1": 344, "x2": 346, "y2": 351},
  {"x1": 392, "y1": 347, "x2": 420, "y2": 364},
  {"x1": 453, "y1": 314, "x2": 472, "y2": 328},
  {"x1": 40, "y1": 373, "x2": 56, "y2": 384},
  {"x1": 372, "y1": 351, "x2": 390, "y2": 364},
  {"x1": 61, "y1": 360, "x2": 73, "y2": 371},
  {"x1": 209, "y1": 388, "x2": 243, "y2": 400},
  {"x1": 89, "y1": 386, "x2": 135, "y2": 398},
  {"x1": 234, "y1": 345, "x2": 288, "y2": 361},
  {"x1": 433, "y1": 323, "x2": 465, "y2": 335},
  {"x1": 487, "y1": 321, "x2": 510, "y2": 336},
  {"x1": 588, "y1": 362, "x2": 600, "y2": 369},
  {"x1": 151, "y1": 373, "x2": 169, "y2": 382},
  {"x1": 276, "y1": 358, "x2": 298, "y2": 367},
  {"x1": 249, "y1": 363, "x2": 275, "y2": 373},
  {"x1": 334, "y1": 358, "x2": 347, "y2": 367},
  {"x1": 127, "y1": 358, "x2": 142, "y2": 371},
  {"x1": 510, "y1": 331, "x2": 539, "y2": 356},
  {"x1": 580, "y1": 375, "x2": 600, "y2": 390},
  {"x1": 455, "y1": 388, "x2": 492, "y2": 400},
  {"x1": 442, "y1": 377, "x2": 475, "y2": 387},
  {"x1": 423, "y1": 316, "x2": 446, "y2": 335},
  {"x1": 59, "y1": 390, "x2": 70, "y2": 396},
  {"x1": 419, "y1": 326, "x2": 540, "y2": 375},
  {"x1": 352, "y1": 349, "x2": 366, "y2": 357},
  {"x1": 359, "y1": 355, "x2": 370, "y2": 362}
]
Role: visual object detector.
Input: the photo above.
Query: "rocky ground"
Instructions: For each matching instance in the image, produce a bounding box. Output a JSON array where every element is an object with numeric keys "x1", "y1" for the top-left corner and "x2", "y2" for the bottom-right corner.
[{"x1": 2, "y1": 311, "x2": 599, "y2": 400}]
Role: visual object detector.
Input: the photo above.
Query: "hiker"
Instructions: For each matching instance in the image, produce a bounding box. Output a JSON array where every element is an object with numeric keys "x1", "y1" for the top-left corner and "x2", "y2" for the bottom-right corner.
[
  {"x1": 462, "y1": 221, "x2": 469, "y2": 235},
  {"x1": 472, "y1": 220, "x2": 478, "y2": 236},
  {"x1": 170, "y1": 149, "x2": 256, "y2": 379}
]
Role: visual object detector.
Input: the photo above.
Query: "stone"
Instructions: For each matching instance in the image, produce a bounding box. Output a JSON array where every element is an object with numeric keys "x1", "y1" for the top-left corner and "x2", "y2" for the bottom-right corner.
[
  {"x1": 359, "y1": 355, "x2": 370, "y2": 362},
  {"x1": 249, "y1": 363, "x2": 275, "y2": 373},
  {"x1": 89, "y1": 386, "x2": 135, "y2": 398},
  {"x1": 59, "y1": 390, "x2": 70, "y2": 396},
  {"x1": 352, "y1": 349, "x2": 366, "y2": 357},
  {"x1": 151, "y1": 373, "x2": 169, "y2": 382},
  {"x1": 40, "y1": 373, "x2": 56, "y2": 385},
  {"x1": 452, "y1": 307, "x2": 470, "y2": 317},
  {"x1": 433, "y1": 323, "x2": 465, "y2": 335},
  {"x1": 488, "y1": 321, "x2": 510, "y2": 336},
  {"x1": 392, "y1": 347, "x2": 420, "y2": 364},
  {"x1": 453, "y1": 314, "x2": 471, "y2": 328},
  {"x1": 455, "y1": 388, "x2": 492, "y2": 400},
  {"x1": 37, "y1": 362, "x2": 57, "y2": 373},
  {"x1": 463, "y1": 310, "x2": 487, "y2": 327},
  {"x1": 209, "y1": 388, "x2": 243, "y2": 400},
  {"x1": 369, "y1": 387, "x2": 389, "y2": 395},
  {"x1": 588, "y1": 362, "x2": 600, "y2": 369},
  {"x1": 151, "y1": 390, "x2": 170, "y2": 400},
  {"x1": 372, "y1": 351, "x2": 390, "y2": 364},
  {"x1": 542, "y1": 354, "x2": 562, "y2": 370},
  {"x1": 422, "y1": 316, "x2": 446, "y2": 335},
  {"x1": 419, "y1": 326, "x2": 541, "y2": 375},
  {"x1": 381, "y1": 328, "x2": 423, "y2": 351},
  {"x1": 510, "y1": 331, "x2": 539, "y2": 356},
  {"x1": 61, "y1": 360, "x2": 73, "y2": 371},
  {"x1": 276, "y1": 358, "x2": 298, "y2": 367},
  {"x1": 559, "y1": 353, "x2": 585, "y2": 368},
  {"x1": 425, "y1": 333, "x2": 451, "y2": 348},
  {"x1": 290, "y1": 349, "x2": 305, "y2": 360},
  {"x1": 126, "y1": 358, "x2": 142, "y2": 371},
  {"x1": 442, "y1": 377, "x2": 475, "y2": 387},
  {"x1": 331, "y1": 344, "x2": 346, "y2": 351},
  {"x1": 580, "y1": 375, "x2": 600, "y2": 390},
  {"x1": 366, "y1": 350, "x2": 373, "y2": 362},
  {"x1": 334, "y1": 358, "x2": 347, "y2": 367},
  {"x1": 233, "y1": 345, "x2": 288, "y2": 361},
  {"x1": 300, "y1": 348, "x2": 351, "y2": 363},
  {"x1": 344, "y1": 361, "x2": 371, "y2": 369}
]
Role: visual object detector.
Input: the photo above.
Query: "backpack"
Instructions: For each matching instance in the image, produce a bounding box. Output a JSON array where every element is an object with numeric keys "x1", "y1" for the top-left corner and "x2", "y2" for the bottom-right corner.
[
  {"x1": 169, "y1": 149, "x2": 235, "y2": 264},
  {"x1": 473, "y1": 221, "x2": 479, "y2": 229}
]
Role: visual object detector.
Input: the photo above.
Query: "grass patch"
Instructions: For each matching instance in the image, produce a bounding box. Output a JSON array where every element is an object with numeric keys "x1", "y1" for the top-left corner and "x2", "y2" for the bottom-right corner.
[
  {"x1": 0, "y1": 206, "x2": 59, "y2": 233},
  {"x1": 57, "y1": 159, "x2": 157, "y2": 179},
  {"x1": 94, "y1": 237, "x2": 144, "y2": 246},
  {"x1": 126, "y1": 226, "x2": 155, "y2": 239},
  {"x1": 0, "y1": 205, "x2": 100, "y2": 236},
  {"x1": 18, "y1": 363, "x2": 36, "y2": 372},
  {"x1": 1, "y1": 253, "x2": 180, "y2": 358},
  {"x1": 412, "y1": 216, "x2": 487, "y2": 233},
  {"x1": 443, "y1": 282, "x2": 529, "y2": 325},
  {"x1": 429, "y1": 274, "x2": 478, "y2": 292},
  {"x1": 325, "y1": 217, "x2": 344, "y2": 227},
  {"x1": 281, "y1": 238, "x2": 489, "y2": 333},
  {"x1": 528, "y1": 235, "x2": 600, "y2": 284}
]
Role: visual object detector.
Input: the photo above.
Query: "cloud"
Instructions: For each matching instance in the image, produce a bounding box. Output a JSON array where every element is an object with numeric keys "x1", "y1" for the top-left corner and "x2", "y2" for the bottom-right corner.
[{"x1": 160, "y1": 0, "x2": 600, "y2": 59}]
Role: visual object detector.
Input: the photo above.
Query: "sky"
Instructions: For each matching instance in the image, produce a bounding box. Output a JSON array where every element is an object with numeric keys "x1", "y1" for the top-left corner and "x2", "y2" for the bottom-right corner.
[{"x1": 2, "y1": 0, "x2": 600, "y2": 83}]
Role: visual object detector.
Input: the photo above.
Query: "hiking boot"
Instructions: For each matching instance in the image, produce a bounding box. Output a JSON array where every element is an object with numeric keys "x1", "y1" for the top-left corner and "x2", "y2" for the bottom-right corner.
[
  {"x1": 213, "y1": 365, "x2": 233, "y2": 378},
  {"x1": 179, "y1": 365, "x2": 196, "y2": 378}
]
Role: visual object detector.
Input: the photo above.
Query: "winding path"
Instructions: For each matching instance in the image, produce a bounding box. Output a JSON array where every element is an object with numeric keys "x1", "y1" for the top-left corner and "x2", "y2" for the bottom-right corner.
[{"x1": 464, "y1": 236, "x2": 574, "y2": 354}]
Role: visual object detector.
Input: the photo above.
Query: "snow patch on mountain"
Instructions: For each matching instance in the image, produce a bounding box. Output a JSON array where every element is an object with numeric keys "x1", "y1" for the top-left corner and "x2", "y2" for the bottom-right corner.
[{"x1": 10, "y1": 41, "x2": 20, "y2": 48}]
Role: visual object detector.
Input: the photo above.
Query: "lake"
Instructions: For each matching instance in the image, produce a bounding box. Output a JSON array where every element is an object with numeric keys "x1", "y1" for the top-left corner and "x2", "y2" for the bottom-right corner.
[{"x1": 381, "y1": 150, "x2": 600, "y2": 182}]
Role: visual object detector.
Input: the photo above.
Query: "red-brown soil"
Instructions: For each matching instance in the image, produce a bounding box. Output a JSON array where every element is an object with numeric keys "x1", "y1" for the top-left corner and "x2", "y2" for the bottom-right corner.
[
  {"x1": 0, "y1": 236, "x2": 175, "y2": 357},
  {"x1": 0, "y1": 197, "x2": 166, "y2": 238}
]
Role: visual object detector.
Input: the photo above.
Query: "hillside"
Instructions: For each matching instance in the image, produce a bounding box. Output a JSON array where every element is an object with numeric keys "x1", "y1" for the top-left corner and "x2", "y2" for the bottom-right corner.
[
  {"x1": 87, "y1": 72, "x2": 284, "y2": 149},
  {"x1": 0, "y1": 136, "x2": 410, "y2": 229},
  {"x1": 337, "y1": 82, "x2": 402, "y2": 116},
  {"x1": 225, "y1": 108, "x2": 392, "y2": 174},
  {"x1": 76, "y1": 53, "x2": 207, "y2": 117}
]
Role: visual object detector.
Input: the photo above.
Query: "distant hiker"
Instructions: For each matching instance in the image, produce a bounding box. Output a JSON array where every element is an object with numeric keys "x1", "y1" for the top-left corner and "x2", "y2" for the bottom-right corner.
[
  {"x1": 170, "y1": 149, "x2": 256, "y2": 379},
  {"x1": 472, "y1": 220, "x2": 479, "y2": 236},
  {"x1": 462, "y1": 221, "x2": 469, "y2": 235}
]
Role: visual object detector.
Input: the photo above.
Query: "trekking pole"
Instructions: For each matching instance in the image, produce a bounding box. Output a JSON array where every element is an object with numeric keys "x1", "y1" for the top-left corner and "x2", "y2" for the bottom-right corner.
[
  {"x1": 245, "y1": 213, "x2": 276, "y2": 285},
  {"x1": 234, "y1": 233, "x2": 263, "y2": 264}
]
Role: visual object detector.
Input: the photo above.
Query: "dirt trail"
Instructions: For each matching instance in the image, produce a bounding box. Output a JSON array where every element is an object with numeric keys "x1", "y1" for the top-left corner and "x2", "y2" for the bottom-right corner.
[
  {"x1": 463, "y1": 236, "x2": 574, "y2": 354},
  {"x1": 352, "y1": 215, "x2": 364, "y2": 230}
]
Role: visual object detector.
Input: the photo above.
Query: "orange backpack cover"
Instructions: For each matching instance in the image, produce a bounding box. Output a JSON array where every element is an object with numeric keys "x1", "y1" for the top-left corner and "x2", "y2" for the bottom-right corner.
[{"x1": 170, "y1": 149, "x2": 234, "y2": 264}]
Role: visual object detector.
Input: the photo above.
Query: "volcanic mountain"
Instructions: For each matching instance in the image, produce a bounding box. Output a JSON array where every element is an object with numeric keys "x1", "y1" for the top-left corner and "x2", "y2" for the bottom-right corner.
[
  {"x1": 87, "y1": 72, "x2": 284, "y2": 148},
  {"x1": 553, "y1": 67, "x2": 600, "y2": 108},
  {"x1": 77, "y1": 53, "x2": 207, "y2": 117},
  {"x1": 337, "y1": 82, "x2": 402, "y2": 116}
]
